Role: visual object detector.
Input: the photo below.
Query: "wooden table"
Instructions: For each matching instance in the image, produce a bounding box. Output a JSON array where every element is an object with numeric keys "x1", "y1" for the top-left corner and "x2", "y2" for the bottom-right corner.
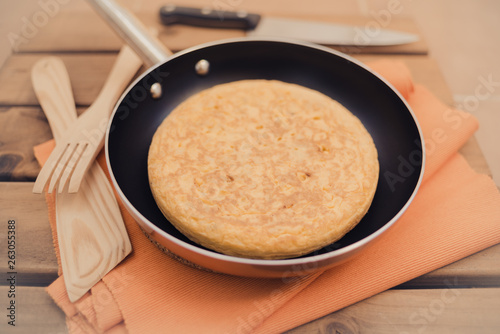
[{"x1": 1, "y1": 1, "x2": 499, "y2": 333}]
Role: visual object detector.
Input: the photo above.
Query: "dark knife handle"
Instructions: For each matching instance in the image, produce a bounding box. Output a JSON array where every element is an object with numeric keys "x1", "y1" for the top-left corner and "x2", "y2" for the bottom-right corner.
[{"x1": 159, "y1": 5, "x2": 261, "y2": 30}]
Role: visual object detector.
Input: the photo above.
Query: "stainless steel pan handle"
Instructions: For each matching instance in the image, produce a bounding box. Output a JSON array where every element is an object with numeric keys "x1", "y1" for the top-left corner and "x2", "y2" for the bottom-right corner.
[{"x1": 86, "y1": 0, "x2": 172, "y2": 67}]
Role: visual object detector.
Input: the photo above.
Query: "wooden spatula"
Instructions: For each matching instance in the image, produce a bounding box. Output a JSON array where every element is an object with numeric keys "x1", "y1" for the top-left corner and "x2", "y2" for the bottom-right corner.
[
  {"x1": 31, "y1": 51, "x2": 137, "y2": 302},
  {"x1": 32, "y1": 43, "x2": 142, "y2": 194}
]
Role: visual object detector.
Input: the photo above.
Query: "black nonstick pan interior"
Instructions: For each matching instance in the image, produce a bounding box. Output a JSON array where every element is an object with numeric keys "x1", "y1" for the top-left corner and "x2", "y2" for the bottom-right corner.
[{"x1": 107, "y1": 39, "x2": 423, "y2": 259}]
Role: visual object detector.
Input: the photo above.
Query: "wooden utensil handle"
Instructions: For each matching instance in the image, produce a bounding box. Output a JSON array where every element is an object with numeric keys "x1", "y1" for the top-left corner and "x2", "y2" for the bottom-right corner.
[
  {"x1": 92, "y1": 45, "x2": 143, "y2": 116},
  {"x1": 31, "y1": 57, "x2": 78, "y2": 140}
]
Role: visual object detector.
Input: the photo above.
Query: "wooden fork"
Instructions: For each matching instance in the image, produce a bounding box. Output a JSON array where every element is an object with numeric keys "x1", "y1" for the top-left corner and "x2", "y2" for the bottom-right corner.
[
  {"x1": 32, "y1": 45, "x2": 142, "y2": 194},
  {"x1": 32, "y1": 55, "x2": 133, "y2": 302}
]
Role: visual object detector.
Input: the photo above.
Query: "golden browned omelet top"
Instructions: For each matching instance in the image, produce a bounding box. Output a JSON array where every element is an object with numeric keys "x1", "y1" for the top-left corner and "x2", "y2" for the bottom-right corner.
[{"x1": 148, "y1": 80, "x2": 379, "y2": 259}]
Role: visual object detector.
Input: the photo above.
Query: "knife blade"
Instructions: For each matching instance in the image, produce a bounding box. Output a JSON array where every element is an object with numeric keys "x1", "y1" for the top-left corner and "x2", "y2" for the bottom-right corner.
[{"x1": 159, "y1": 4, "x2": 419, "y2": 46}]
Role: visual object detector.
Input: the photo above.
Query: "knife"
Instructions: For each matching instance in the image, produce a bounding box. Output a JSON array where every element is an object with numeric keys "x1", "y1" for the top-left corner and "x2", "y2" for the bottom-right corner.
[{"x1": 159, "y1": 4, "x2": 419, "y2": 46}]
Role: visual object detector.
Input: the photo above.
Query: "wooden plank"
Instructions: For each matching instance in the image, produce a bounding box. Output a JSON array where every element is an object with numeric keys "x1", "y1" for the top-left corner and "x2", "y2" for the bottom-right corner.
[
  {"x1": 402, "y1": 243, "x2": 500, "y2": 288},
  {"x1": 1, "y1": 286, "x2": 499, "y2": 334},
  {"x1": 0, "y1": 286, "x2": 67, "y2": 334},
  {"x1": 0, "y1": 182, "x2": 59, "y2": 286},
  {"x1": 286, "y1": 288, "x2": 500, "y2": 333},
  {"x1": 0, "y1": 107, "x2": 52, "y2": 181},
  {"x1": 0, "y1": 53, "x2": 145, "y2": 107},
  {"x1": 0, "y1": 107, "x2": 89, "y2": 181},
  {"x1": 14, "y1": 10, "x2": 427, "y2": 55}
]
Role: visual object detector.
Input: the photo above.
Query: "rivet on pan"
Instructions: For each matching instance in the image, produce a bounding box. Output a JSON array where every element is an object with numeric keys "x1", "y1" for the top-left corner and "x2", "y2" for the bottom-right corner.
[
  {"x1": 150, "y1": 83, "x2": 162, "y2": 99},
  {"x1": 195, "y1": 59, "x2": 210, "y2": 76}
]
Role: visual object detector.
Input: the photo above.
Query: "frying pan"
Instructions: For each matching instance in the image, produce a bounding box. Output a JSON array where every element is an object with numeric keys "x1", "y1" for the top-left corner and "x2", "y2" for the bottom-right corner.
[{"x1": 88, "y1": 0, "x2": 425, "y2": 277}]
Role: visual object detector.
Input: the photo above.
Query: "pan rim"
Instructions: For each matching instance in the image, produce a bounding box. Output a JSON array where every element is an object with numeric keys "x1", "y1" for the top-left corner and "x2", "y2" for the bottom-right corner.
[{"x1": 105, "y1": 36, "x2": 425, "y2": 267}]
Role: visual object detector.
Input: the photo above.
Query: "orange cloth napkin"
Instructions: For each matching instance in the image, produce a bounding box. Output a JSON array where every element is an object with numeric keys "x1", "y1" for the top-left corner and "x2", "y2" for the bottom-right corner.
[{"x1": 34, "y1": 60, "x2": 500, "y2": 334}]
